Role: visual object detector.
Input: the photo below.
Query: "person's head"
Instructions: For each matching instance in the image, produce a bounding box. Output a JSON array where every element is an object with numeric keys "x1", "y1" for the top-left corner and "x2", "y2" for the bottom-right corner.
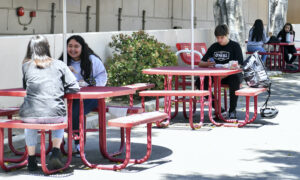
[
  {"x1": 214, "y1": 24, "x2": 229, "y2": 46},
  {"x1": 251, "y1": 19, "x2": 264, "y2": 42},
  {"x1": 283, "y1": 23, "x2": 293, "y2": 33},
  {"x1": 24, "y1": 35, "x2": 52, "y2": 68},
  {"x1": 60, "y1": 35, "x2": 99, "y2": 86},
  {"x1": 66, "y1": 35, "x2": 90, "y2": 61}
]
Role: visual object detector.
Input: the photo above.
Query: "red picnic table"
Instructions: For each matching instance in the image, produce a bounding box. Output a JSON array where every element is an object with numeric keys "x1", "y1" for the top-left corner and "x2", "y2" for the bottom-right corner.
[
  {"x1": 266, "y1": 42, "x2": 296, "y2": 71},
  {"x1": 142, "y1": 66, "x2": 243, "y2": 127},
  {"x1": 246, "y1": 41, "x2": 297, "y2": 72},
  {"x1": 0, "y1": 86, "x2": 136, "y2": 171}
]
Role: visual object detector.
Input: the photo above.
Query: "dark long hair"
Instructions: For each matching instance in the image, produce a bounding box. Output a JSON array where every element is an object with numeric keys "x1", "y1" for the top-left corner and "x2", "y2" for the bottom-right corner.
[
  {"x1": 251, "y1": 19, "x2": 264, "y2": 42},
  {"x1": 24, "y1": 35, "x2": 52, "y2": 68},
  {"x1": 277, "y1": 23, "x2": 295, "y2": 42},
  {"x1": 279, "y1": 23, "x2": 294, "y2": 34},
  {"x1": 59, "y1": 35, "x2": 100, "y2": 86}
]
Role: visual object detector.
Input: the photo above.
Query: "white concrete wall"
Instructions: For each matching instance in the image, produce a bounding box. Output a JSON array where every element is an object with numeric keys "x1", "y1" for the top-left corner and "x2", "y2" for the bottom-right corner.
[
  {"x1": 0, "y1": 0, "x2": 97, "y2": 35},
  {"x1": 292, "y1": 24, "x2": 300, "y2": 47},
  {"x1": 0, "y1": 0, "x2": 268, "y2": 35},
  {"x1": 0, "y1": 28, "x2": 215, "y2": 108}
]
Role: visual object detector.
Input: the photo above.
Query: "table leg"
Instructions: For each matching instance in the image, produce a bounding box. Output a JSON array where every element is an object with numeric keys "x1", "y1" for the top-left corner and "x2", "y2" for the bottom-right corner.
[
  {"x1": 281, "y1": 45, "x2": 286, "y2": 69},
  {"x1": 40, "y1": 126, "x2": 72, "y2": 174},
  {"x1": 216, "y1": 77, "x2": 239, "y2": 126},
  {"x1": 207, "y1": 76, "x2": 223, "y2": 126},
  {"x1": 171, "y1": 76, "x2": 179, "y2": 119},
  {"x1": 213, "y1": 76, "x2": 219, "y2": 118},
  {"x1": 182, "y1": 76, "x2": 188, "y2": 119},
  {"x1": 0, "y1": 129, "x2": 28, "y2": 171},
  {"x1": 237, "y1": 96, "x2": 258, "y2": 127},
  {"x1": 8, "y1": 128, "x2": 24, "y2": 156},
  {"x1": 160, "y1": 75, "x2": 172, "y2": 127}
]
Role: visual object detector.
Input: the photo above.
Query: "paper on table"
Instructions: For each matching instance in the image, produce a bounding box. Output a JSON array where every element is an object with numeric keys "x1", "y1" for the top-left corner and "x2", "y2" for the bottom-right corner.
[{"x1": 108, "y1": 107, "x2": 128, "y2": 118}]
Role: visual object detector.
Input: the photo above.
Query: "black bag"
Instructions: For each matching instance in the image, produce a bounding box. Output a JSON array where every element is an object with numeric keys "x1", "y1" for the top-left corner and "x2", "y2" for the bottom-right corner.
[
  {"x1": 268, "y1": 36, "x2": 280, "y2": 43},
  {"x1": 243, "y1": 51, "x2": 278, "y2": 119},
  {"x1": 243, "y1": 51, "x2": 271, "y2": 88}
]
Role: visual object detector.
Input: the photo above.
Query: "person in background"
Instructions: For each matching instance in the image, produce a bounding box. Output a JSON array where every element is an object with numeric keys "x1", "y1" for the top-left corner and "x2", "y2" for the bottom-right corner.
[
  {"x1": 20, "y1": 35, "x2": 80, "y2": 171},
  {"x1": 59, "y1": 35, "x2": 107, "y2": 157},
  {"x1": 195, "y1": 24, "x2": 243, "y2": 119},
  {"x1": 277, "y1": 23, "x2": 297, "y2": 70},
  {"x1": 247, "y1": 19, "x2": 270, "y2": 64}
]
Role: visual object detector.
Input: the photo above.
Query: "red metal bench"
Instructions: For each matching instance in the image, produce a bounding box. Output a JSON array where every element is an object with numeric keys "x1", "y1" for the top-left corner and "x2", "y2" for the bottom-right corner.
[
  {"x1": 0, "y1": 120, "x2": 69, "y2": 175},
  {"x1": 0, "y1": 108, "x2": 53, "y2": 157},
  {"x1": 0, "y1": 108, "x2": 19, "y2": 118},
  {"x1": 123, "y1": 83, "x2": 155, "y2": 107},
  {"x1": 139, "y1": 90, "x2": 210, "y2": 129},
  {"x1": 102, "y1": 111, "x2": 168, "y2": 170},
  {"x1": 235, "y1": 87, "x2": 267, "y2": 127}
]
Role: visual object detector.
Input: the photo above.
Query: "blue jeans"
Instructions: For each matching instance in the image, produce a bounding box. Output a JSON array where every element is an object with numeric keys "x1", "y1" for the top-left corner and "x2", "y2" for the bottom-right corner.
[
  {"x1": 72, "y1": 99, "x2": 98, "y2": 144},
  {"x1": 24, "y1": 117, "x2": 66, "y2": 146},
  {"x1": 247, "y1": 46, "x2": 267, "y2": 63}
]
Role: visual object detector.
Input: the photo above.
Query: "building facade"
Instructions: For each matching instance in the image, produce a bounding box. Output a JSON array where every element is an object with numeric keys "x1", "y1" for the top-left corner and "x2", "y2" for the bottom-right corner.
[{"x1": 0, "y1": 0, "x2": 269, "y2": 35}]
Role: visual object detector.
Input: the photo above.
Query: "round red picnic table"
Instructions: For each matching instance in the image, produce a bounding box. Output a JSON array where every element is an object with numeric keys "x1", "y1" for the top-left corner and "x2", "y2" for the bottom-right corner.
[
  {"x1": 143, "y1": 66, "x2": 243, "y2": 127},
  {"x1": 0, "y1": 86, "x2": 136, "y2": 171},
  {"x1": 266, "y1": 42, "x2": 295, "y2": 71}
]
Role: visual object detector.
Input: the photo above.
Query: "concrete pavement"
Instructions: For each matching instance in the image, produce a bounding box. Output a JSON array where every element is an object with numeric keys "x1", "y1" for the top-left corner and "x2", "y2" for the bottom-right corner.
[{"x1": 1, "y1": 72, "x2": 300, "y2": 180}]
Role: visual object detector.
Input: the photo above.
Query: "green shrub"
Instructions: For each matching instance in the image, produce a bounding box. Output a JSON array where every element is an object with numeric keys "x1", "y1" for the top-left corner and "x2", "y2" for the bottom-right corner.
[{"x1": 106, "y1": 31, "x2": 177, "y2": 90}]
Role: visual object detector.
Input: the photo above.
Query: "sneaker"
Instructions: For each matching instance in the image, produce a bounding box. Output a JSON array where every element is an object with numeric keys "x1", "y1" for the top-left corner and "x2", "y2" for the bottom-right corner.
[
  {"x1": 286, "y1": 64, "x2": 298, "y2": 71},
  {"x1": 228, "y1": 110, "x2": 237, "y2": 119},
  {"x1": 27, "y1": 155, "x2": 38, "y2": 171},
  {"x1": 48, "y1": 148, "x2": 64, "y2": 170}
]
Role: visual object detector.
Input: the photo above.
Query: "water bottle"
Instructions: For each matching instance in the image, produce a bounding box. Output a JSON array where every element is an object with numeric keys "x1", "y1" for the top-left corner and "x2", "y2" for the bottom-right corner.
[
  {"x1": 286, "y1": 33, "x2": 291, "y2": 43},
  {"x1": 290, "y1": 32, "x2": 294, "y2": 43}
]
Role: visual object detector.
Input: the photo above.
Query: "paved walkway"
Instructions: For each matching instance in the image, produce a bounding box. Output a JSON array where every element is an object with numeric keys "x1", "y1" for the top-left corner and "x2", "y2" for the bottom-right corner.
[{"x1": 1, "y1": 73, "x2": 300, "y2": 180}]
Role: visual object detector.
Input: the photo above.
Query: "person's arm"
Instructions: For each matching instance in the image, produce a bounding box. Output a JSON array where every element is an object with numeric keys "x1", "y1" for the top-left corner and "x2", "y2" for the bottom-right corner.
[
  {"x1": 90, "y1": 55, "x2": 108, "y2": 86},
  {"x1": 198, "y1": 45, "x2": 216, "y2": 67},
  {"x1": 263, "y1": 30, "x2": 270, "y2": 43},
  {"x1": 22, "y1": 66, "x2": 26, "y2": 89},
  {"x1": 293, "y1": 31, "x2": 296, "y2": 42},
  {"x1": 277, "y1": 31, "x2": 284, "y2": 42},
  {"x1": 233, "y1": 43, "x2": 244, "y2": 65},
  {"x1": 62, "y1": 63, "x2": 80, "y2": 93},
  {"x1": 248, "y1": 28, "x2": 253, "y2": 41},
  {"x1": 276, "y1": 31, "x2": 281, "y2": 38}
]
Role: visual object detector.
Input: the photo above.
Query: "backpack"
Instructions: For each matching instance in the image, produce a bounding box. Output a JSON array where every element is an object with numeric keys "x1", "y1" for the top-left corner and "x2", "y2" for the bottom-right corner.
[
  {"x1": 243, "y1": 51, "x2": 278, "y2": 119},
  {"x1": 267, "y1": 36, "x2": 280, "y2": 43}
]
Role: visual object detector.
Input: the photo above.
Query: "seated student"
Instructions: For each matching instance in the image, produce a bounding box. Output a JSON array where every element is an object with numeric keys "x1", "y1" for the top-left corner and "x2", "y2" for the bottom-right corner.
[
  {"x1": 195, "y1": 24, "x2": 243, "y2": 119},
  {"x1": 20, "y1": 35, "x2": 80, "y2": 171},
  {"x1": 247, "y1": 19, "x2": 270, "y2": 64},
  {"x1": 59, "y1": 35, "x2": 107, "y2": 157},
  {"x1": 277, "y1": 23, "x2": 297, "y2": 70}
]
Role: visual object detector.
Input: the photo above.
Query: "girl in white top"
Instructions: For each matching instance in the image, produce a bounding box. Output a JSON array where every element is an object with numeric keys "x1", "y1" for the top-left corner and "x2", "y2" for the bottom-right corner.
[{"x1": 60, "y1": 35, "x2": 107, "y2": 157}]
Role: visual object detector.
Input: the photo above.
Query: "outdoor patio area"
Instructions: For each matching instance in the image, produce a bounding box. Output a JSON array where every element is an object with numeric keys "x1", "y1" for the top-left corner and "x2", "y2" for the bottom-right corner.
[
  {"x1": 1, "y1": 0, "x2": 300, "y2": 179},
  {"x1": 1, "y1": 72, "x2": 300, "y2": 179}
]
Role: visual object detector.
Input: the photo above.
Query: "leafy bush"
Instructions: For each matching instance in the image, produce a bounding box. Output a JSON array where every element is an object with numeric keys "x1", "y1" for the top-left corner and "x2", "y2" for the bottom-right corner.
[{"x1": 106, "y1": 31, "x2": 177, "y2": 90}]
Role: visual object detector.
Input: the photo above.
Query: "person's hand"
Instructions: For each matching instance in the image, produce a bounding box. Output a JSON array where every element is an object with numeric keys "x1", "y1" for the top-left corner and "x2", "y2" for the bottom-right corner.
[
  {"x1": 207, "y1": 61, "x2": 216, "y2": 67},
  {"x1": 268, "y1": 32, "x2": 273, "y2": 37},
  {"x1": 68, "y1": 66, "x2": 78, "y2": 74},
  {"x1": 78, "y1": 80, "x2": 88, "y2": 87}
]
